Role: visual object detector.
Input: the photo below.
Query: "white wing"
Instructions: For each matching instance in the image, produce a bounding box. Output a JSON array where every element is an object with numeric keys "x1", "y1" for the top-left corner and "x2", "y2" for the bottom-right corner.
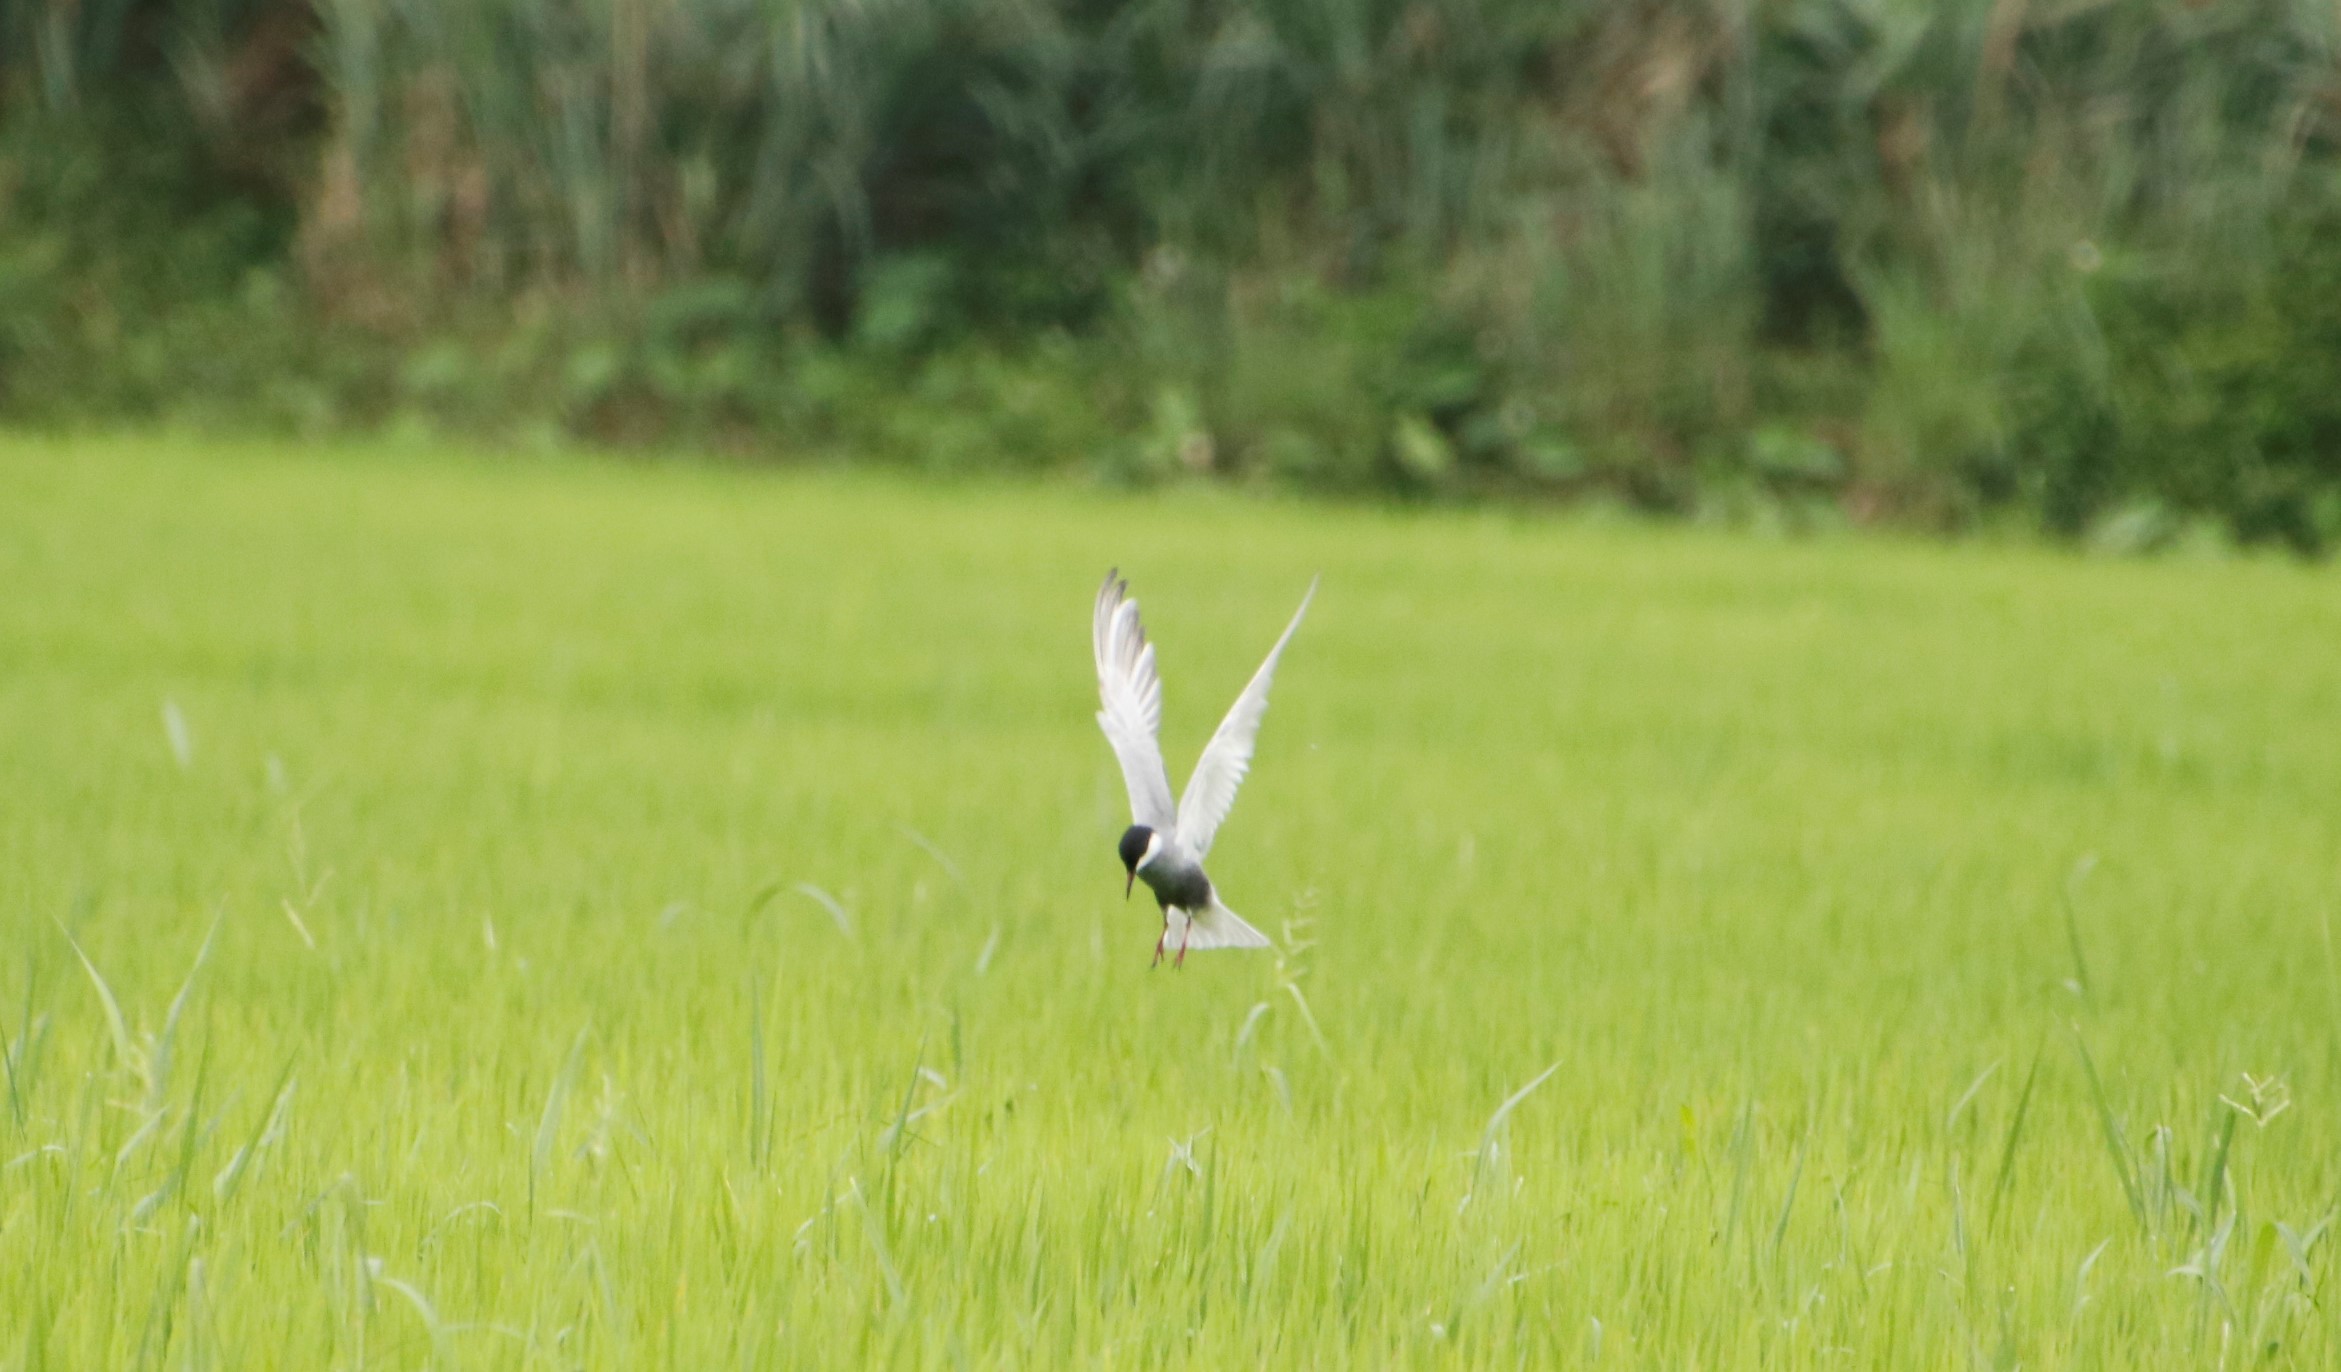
[
  {"x1": 1175, "y1": 576, "x2": 1317, "y2": 859},
  {"x1": 1094, "y1": 571, "x2": 1178, "y2": 832}
]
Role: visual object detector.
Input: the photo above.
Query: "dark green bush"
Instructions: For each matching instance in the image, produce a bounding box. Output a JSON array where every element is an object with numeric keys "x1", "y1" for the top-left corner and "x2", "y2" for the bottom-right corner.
[{"x1": 7, "y1": 0, "x2": 2341, "y2": 549}]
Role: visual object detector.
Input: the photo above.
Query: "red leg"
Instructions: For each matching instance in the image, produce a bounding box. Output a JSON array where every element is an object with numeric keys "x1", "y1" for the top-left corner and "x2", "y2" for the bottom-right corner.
[
  {"x1": 1175, "y1": 920, "x2": 1191, "y2": 970},
  {"x1": 1152, "y1": 923, "x2": 1166, "y2": 968}
]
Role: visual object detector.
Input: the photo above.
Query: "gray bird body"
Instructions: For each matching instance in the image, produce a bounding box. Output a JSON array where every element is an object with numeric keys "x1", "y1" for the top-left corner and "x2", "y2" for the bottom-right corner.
[{"x1": 1134, "y1": 838, "x2": 1213, "y2": 913}]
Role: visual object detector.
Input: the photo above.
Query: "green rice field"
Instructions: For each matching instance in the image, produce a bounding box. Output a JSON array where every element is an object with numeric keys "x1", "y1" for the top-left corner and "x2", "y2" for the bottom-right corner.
[{"x1": 3, "y1": 436, "x2": 2339, "y2": 1367}]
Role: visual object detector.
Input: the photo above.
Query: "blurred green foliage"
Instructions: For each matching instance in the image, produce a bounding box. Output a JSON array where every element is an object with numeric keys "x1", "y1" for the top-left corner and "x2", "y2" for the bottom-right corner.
[{"x1": 6, "y1": 0, "x2": 2341, "y2": 548}]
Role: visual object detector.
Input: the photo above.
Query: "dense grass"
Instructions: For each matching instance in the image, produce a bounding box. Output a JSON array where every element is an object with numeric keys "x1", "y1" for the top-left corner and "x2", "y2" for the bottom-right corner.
[
  {"x1": 3, "y1": 435, "x2": 2341, "y2": 1366},
  {"x1": 10, "y1": 2, "x2": 2341, "y2": 539}
]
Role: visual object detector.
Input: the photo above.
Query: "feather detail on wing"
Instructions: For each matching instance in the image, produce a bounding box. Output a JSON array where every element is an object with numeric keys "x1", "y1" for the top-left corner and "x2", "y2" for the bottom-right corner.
[
  {"x1": 1175, "y1": 576, "x2": 1317, "y2": 859},
  {"x1": 1094, "y1": 571, "x2": 1178, "y2": 831}
]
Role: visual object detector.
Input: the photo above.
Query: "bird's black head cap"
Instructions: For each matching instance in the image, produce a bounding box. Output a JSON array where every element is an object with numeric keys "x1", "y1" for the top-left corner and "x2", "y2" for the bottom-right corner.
[{"x1": 1118, "y1": 825, "x2": 1154, "y2": 872}]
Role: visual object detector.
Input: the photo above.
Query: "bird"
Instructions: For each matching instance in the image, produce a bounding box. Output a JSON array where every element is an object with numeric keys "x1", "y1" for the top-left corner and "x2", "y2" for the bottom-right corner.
[{"x1": 1092, "y1": 568, "x2": 1317, "y2": 967}]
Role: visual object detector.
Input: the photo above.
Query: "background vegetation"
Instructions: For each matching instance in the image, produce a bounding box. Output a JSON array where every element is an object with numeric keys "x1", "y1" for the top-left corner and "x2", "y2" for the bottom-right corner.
[
  {"x1": 6, "y1": 0, "x2": 2341, "y2": 547},
  {"x1": 7, "y1": 435, "x2": 2341, "y2": 1366}
]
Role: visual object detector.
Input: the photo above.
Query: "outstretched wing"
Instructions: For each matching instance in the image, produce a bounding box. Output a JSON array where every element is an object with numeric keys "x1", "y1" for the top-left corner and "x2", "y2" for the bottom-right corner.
[
  {"x1": 1175, "y1": 576, "x2": 1317, "y2": 859},
  {"x1": 1094, "y1": 570, "x2": 1178, "y2": 832}
]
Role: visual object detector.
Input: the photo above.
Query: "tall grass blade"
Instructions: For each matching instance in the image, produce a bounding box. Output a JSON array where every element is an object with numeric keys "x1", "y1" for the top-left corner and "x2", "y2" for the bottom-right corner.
[
  {"x1": 170, "y1": 1036, "x2": 211, "y2": 1201},
  {"x1": 59, "y1": 924, "x2": 135, "y2": 1075},
  {"x1": 148, "y1": 913, "x2": 220, "y2": 1113},
  {"x1": 161, "y1": 699, "x2": 194, "y2": 770},
  {"x1": 2068, "y1": 1024, "x2": 2147, "y2": 1233},
  {"x1": 1721, "y1": 1099, "x2": 1755, "y2": 1254},
  {"x1": 1478, "y1": 1063, "x2": 1559, "y2": 1158},
  {"x1": 214, "y1": 1059, "x2": 298, "y2": 1205},
  {"x1": 878, "y1": 1041, "x2": 928, "y2": 1162},
  {"x1": 1465, "y1": 1062, "x2": 1558, "y2": 1205},
  {"x1": 1771, "y1": 1131, "x2": 1809, "y2": 1267},
  {"x1": 1947, "y1": 1060, "x2": 2000, "y2": 1132},
  {"x1": 2196, "y1": 1104, "x2": 2239, "y2": 1236},
  {"x1": 532, "y1": 1024, "x2": 591, "y2": 1215},
  {"x1": 3, "y1": 959, "x2": 44, "y2": 1129},
  {"x1": 1989, "y1": 1040, "x2": 2044, "y2": 1225},
  {"x1": 793, "y1": 883, "x2": 856, "y2": 939}
]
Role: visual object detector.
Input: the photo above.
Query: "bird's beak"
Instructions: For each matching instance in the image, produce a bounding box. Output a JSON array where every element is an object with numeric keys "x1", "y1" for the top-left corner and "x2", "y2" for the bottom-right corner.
[{"x1": 1125, "y1": 869, "x2": 1135, "y2": 899}]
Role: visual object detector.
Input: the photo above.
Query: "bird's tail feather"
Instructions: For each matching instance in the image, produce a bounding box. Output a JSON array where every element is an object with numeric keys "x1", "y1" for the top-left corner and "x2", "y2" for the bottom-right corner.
[{"x1": 1176, "y1": 898, "x2": 1273, "y2": 952}]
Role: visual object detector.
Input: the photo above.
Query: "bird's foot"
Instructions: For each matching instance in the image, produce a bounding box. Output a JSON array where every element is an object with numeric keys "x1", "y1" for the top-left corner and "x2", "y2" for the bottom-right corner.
[{"x1": 1152, "y1": 928, "x2": 1166, "y2": 968}]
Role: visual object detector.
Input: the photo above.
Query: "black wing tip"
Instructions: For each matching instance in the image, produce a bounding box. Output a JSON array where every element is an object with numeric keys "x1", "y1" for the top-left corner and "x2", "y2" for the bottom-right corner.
[
  {"x1": 1096, "y1": 569, "x2": 1147, "y2": 661},
  {"x1": 1099, "y1": 569, "x2": 1139, "y2": 617}
]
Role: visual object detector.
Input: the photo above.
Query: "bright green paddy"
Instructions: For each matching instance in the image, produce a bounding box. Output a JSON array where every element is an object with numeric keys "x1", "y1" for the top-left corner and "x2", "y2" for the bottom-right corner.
[{"x1": 3, "y1": 436, "x2": 2339, "y2": 1367}]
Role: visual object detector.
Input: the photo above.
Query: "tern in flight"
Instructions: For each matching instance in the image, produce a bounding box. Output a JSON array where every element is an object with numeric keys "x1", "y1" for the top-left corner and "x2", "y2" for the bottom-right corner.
[{"x1": 1093, "y1": 569, "x2": 1317, "y2": 966}]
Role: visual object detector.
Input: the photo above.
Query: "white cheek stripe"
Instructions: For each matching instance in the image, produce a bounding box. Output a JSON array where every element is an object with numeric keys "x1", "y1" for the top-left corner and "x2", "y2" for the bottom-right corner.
[{"x1": 1138, "y1": 831, "x2": 1165, "y2": 869}]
